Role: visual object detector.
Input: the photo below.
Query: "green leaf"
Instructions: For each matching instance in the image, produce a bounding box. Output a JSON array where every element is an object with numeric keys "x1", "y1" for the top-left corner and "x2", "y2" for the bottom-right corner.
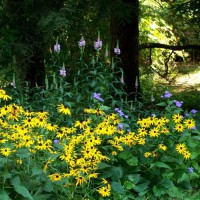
[
  {"x1": 14, "y1": 185, "x2": 33, "y2": 200},
  {"x1": 150, "y1": 162, "x2": 171, "y2": 170},
  {"x1": 118, "y1": 151, "x2": 132, "y2": 160},
  {"x1": 111, "y1": 182, "x2": 125, "y2": 194},
  {"x1": 124, "y1": 181, "x2": 134, "y2": 190},
  {"x1": 11, "y1": 176, "x2": 21, "y2": 186},
  {"x1": 33, "y1": 194, "x2": 52, "y2": 200},
  {"x1": 156, "y1": 102, "x2": 166, "y2": 106},
  {"x1": 177, "y1": 173, "x2": 189, "y2": 183},
  {"x1": 126, "y1": 156, "x2": 138, "y2": 166},
  {"x1": 0, "y1": 189, "x2": 10, "y2": 200},
  {"x1": 166, "y1": 186, "x2": 183, "y2": 198},
  {"x1": 189, "y1": 172, "x2": 199, "y2": 180},
  {"x1": 133, "y1": 181, "x2": 150, "y2": 193},
  {"x1": 98, "y1": 162, "x2": 111, "y2": 169},
  {"x1": 153, "y1": 185, "x2": 166, "y2": 197},
  {"x1": 159, "y1": 179, "x2": 174, "y2": 188},
  {"x1": 127, "y1": 174, "x2": 140, "y2": 184}
]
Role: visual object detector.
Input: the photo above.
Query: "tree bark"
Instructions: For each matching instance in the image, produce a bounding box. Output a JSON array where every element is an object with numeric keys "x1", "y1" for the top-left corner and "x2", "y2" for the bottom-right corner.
[{"x1": 110, "y1": 0, "x2": 140, "y2": 101}]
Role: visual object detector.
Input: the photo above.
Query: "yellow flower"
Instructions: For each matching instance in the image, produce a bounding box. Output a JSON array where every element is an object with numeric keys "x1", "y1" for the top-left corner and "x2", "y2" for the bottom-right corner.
[
  {"x1": 0, "y1": 89, "x2": 12, "y2": 101},
  {"x1": 184, "y1": 119, "x2": 195, "y2": 129},
  {"x1": 75, "y1": 176, "x2": 87, "y2": 186},
  {"x1": 183, "y1": 150, "x2": 191, "y2": 159},
  {"x1": 144, "y1": 152, "x2": 151, "y2": 158},
  {"x1": 176, "y1": 143, "x2": 186, "y2": 154},
  {"x1": 174, "y1": 124, "x2": 184, "y2": 132},
  {"x1": 45, "y1": 123, "x2": 58, "y2": 131},
  {"x1": 49, "y1": 173, "x2": 62, "y2": 182},
  {"x1": 97, "y1": 184, "x2": 111, "y2": 197},
  {"x1": 101, "y1": 178, "x2": 109, "y2": 185},
  {"x1": 57, "y1": 104, "x2": 71, "y2": 115},
  {"x1": 161, "y1": 127, "x2": 169, "y2": 134},
  {"x1": 0, "y1": 147, "x2": 11, "y2": 157},
  {"x1": 158, "y1": 144, "x2": 167, "y2": 151},
  {"x1": 149, "y1": 128, "x2": 160, "y2": 137},
  {"x1": 172, "y1": 114, "x2": 182, "y2": 123},
  {"x1": 138, "y1": 138, "x2": 146, "y2": 145}
]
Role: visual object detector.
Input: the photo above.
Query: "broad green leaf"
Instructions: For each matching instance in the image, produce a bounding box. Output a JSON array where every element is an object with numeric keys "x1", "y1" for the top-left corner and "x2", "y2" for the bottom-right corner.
[
  {"x1": 133, "y1": 181, "x2": 150, "y2": 193},
  {"x1": 159, "y1": 179, "x2": 174, "y2": 188},
  {"x1": 33, "y1": 194, "x2": 52, "y2": 200},
  {"x1": 156, "y1": 102, "x2": 166, "y2": 106},
  {"x1": 166, "y1": 186, "x2": 183, "y2": 198},
  {"x1": 111, "y1": 182, "x2": 125, "y2": 194},
  {"x1": 126, "y1": 156, "x2": 138, "y2": 166},
  {"x1": 98, "y1": 162, "x2": 111, "y2": 169},
  {"x1": 124, "y1": 181, "x2": 134, "y2": 190},
  {"x1": 0, "y1": 189, "x2": 10, "y2": 200},
  {"x1": 11, "y1": 176, "x2": 21, "y2": 186},
  {"x1": 153, "y1": 185, "x2": 166, "y2": 197},
  {"x1": 14, "y1": 185, "x2": 33, "y2": 200},
  {"x1": 150, "y1": 162, "x2": 171, "y2": 170},
  {"x1": 177, "y1": 173, "x2": 189, "y2": 183},
  {"x1": 189, "y1": 172, "x2": 199, "y2": 180},
  {"x1": 118, "y1": 151, "x2": 132, "y2": 160},
  {"x1": 127, "y1": 174, "x2": 140, "y2": 184}
]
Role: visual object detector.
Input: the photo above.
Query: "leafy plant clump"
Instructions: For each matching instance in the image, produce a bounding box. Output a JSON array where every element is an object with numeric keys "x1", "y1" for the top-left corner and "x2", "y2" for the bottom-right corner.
[{"x1": 0, "y1": 86, "x2": 200, "y2": 200}]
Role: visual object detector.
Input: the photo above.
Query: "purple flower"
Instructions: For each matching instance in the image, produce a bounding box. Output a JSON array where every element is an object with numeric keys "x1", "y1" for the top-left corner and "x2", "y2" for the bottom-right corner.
[
  {"x1": 115, "y1": 107, "x2": 124, "y2": 117},
  {"x1": 188, "y1": 167, "x2": 194, "y2": 173},
  {"x1": 54, "y1": 43, "x2": 60, "y2": 53},
  {"x1": 117, "y1": 123, "x2": 123, "y2": 130},
  {"x1": 114, "y1": 47, "x2": 120, "y2": 55},
  {"x1": 185, "y1": 113, "x2": 189, "y2": 117},
  {"x1": 190, "y1": 109, "x2": 197, "y2": 114},
  {"x1": 54, "y1": 139, "x2": 59, "y2": 144},
  {"x1": 94, "y1": 40, "x2": 102, "y2": 50},
  {"x1": 124, "y1": 115, "x2": 129, "y2": 119},
  {"x1": 161, "y1": 91, "x2": 172, "y2": 98},
  {"x1": 115, "y1": 108, "x2": 120, "y2": 112},
  {"x1": 93, "y1": 93, "x2": 104, "y2": 102},
  {"x1": 59, "y1": 66, "x2": 66, "y2": 77},
  {"x1": 173, "y1": 100, "x2": 183, "y2": 108},
  {"x1": 79, "y1": 37, "x2": 86, "y2": 47}
]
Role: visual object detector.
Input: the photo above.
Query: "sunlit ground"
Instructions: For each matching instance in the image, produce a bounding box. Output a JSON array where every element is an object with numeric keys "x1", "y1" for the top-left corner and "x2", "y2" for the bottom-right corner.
[{"x1": 174, "y1": 70, "x2": 200, "y2": 91}]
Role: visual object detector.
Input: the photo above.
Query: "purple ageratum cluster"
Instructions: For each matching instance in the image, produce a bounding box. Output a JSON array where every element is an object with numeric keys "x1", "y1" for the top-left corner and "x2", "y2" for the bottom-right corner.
[
  {"x1": 190, "y1": 109, "x2": 197, "y2": 114},
  {"x1": 161, "y1": 91, "x2": 172, "y2": 98},
  {"x1": 173, "y1": 100, "x2": 183, "y2": 108},
  {"x1": 117, "y1": 123, "x2": 123, "y2": 130},
  {"x1": 188, "y1": 167, "x2": 194, "y2": 173},
  {"x1": 115, "y1": 108, "x2": 128, "y2": 118},
  {"x1": 93, "y1": 93, "x2": 104, "y2": 102}
]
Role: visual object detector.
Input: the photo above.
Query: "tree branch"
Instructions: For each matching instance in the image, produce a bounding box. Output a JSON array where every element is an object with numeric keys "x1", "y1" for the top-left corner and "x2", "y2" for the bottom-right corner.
[{"x1": 139, "y1": 43, "x2": 200, "y2": 50}]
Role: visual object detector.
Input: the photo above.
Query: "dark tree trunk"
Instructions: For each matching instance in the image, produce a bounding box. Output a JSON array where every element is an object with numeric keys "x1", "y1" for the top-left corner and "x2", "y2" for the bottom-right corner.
[{"x1": 110, "y1": 0, "x2": 140, "y2": 101}]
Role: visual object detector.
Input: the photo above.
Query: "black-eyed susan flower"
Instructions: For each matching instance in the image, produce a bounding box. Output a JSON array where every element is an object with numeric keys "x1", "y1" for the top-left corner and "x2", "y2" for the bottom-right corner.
[
  {"x1": 57, "y1": 104, "x2": 71, "y2": 115},
  {"x1": 184, "y1": 119, "x2": 195, "y2": 129},
  {"x1": 49, "y1": 173, "x2": 62, "y2": 182},
  {"x1": 174, "y1": 124, "x2": 184, "y2": 132},
  {"x1": 144, "y1": 152, "x2": 151, "y2": 158},
  {"x1": 172, "y1": 114, "x2": 182, "y2": 123},
  {"x1": 176, "y1": 143, "x2": 186, "y2": 154},
  {"x1": 0, "y1": 147, "x2": 11, "y2": 157},
  {"x1": 158, "y1": 144, "x2": 167, "y2": 151},
  {"x1": 75, "y1": 176, "x2": 87, "y2": 186},
  {"x1": 183, "y1": 150, "x2": 191, "y2": 159},
  {"x1": 149, "y1": 127, "x2": 160, "y2": 137},
  {"x1": 97, "y1": 184, "x2": 111, "y2": 197}
]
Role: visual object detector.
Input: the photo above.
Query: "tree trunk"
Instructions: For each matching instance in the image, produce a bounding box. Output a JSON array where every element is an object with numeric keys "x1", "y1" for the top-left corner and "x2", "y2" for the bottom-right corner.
[{"x1": 110, "y1": 0, "x2": 140, "y2": 101}]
